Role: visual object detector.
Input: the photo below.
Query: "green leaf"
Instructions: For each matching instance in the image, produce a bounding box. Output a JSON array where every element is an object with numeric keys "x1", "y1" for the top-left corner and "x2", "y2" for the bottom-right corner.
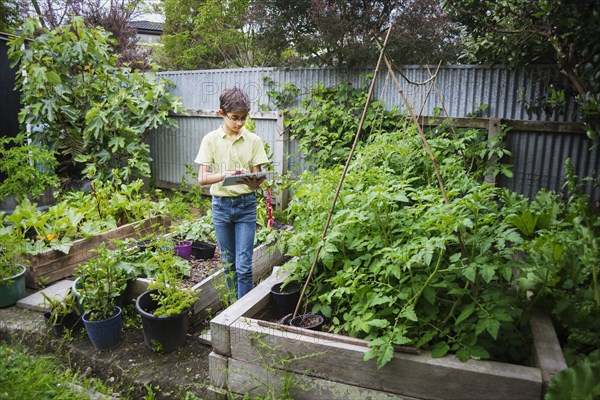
[
  {"x1": 45, "y1": 71, "x2": 61, "y2": 84},
  {"x1": 455, "y1": 302, "x2": 475, "y2": 325},
  {"x1": 401, "y1": 305, "x2": 418, "y2": 322},
  {"x1": 431, "y1": 341, "x2": 450, "y2": 358},
  {"x1": 367, "y1": 319, "x2": 390, "y2": 329}
]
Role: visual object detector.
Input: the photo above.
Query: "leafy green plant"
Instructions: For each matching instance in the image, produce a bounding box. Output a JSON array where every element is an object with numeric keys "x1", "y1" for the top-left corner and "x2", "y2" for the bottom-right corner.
[
  {"x1": 545, "y1": 349, "x2": 600, "y2": 400},
  {"x1": 6, "y1": 177, "x2": 169, "y2": 255},
  {"x1": 509, "y1": 160, "x2": 600, "y2": 364},
  {"x1": 286, "y1": 78, "x2": 405, "y2": 169},
  {"x1": 147, "y1": 238, "x2": 198, "y2": 317},
  {"x1": 166, "y1": 164, "x2": 213, "y2": 220},
  {"x1": 0, "y1": 133, "x2": 58, "y2": 203},
  {"x1": 75, "y1": 242, "x2": 128, "y2": 321},
  {"x1": 171, "y1": 213, "x2": 216, "y2": 244},
  {"x1": 283, "y1": 122, "x2": 528, "y2": 368},
  {"x1": 0, "y1": 213, "x2": 26, "y2": 279},
  {"x1": 8, "y1": 17, "x2": 184, "y2": 183},
  {"x1": 42, "y1": 290, "x2": 81, "y2": 326},
  {"x1": 258, "y1": 76, "x2": 301, "y2": 112}
]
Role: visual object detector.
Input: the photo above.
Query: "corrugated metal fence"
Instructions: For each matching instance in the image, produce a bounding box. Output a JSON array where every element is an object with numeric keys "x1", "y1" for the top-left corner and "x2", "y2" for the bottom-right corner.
[{"x1": 147, "y1": 65, "x2": 599, "y2": 201}]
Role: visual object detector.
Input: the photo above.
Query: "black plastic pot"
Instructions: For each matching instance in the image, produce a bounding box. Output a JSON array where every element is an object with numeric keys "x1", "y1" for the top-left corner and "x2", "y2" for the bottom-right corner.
[
  {"x1": 191, "y1": 241, "x2": 216, "y2": 259},
  {"x1": 136, "y1": 239, "x2": 156, "y2": 253},
  {"x1": 43, "y1": 311, "x2": 83, "y2": 336},
  {"x1": 270, "y1": 282, "x2": 302, "y2": 319},
  {"x1": 289, "y1": 313, "x2": 324, "y2": 331},
  {"x1": 135, "y1": 289, "x2": 190, "y2": 353}
]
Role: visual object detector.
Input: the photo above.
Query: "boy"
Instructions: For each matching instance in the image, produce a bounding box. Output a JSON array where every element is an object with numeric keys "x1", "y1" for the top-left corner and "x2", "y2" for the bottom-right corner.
[{"x1": 195, "y1": 87, "x2": 269, "y2": 299}]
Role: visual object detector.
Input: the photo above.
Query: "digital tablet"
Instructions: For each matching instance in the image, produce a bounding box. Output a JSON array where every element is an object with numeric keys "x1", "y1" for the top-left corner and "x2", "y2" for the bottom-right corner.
[{"x1": 222, "y1": 172, "x2": 269, "y2": 186}]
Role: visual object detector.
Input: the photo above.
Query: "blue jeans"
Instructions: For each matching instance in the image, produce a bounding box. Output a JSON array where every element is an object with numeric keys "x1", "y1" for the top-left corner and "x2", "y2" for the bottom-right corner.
[{"x1": 212, "y1": 193, "x2": 257, "y2": 299}]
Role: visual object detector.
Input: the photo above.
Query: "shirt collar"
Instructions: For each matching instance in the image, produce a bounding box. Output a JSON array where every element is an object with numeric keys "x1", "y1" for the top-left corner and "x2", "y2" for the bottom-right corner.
[{"x1": 220, "y1": 126, "x2": 246, "y2": 140}]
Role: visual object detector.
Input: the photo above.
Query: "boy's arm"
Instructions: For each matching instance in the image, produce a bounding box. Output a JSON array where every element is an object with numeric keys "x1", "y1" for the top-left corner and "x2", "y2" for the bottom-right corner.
[{"x1": 198, "y1": 164, "x2": 225, "y2": 185}]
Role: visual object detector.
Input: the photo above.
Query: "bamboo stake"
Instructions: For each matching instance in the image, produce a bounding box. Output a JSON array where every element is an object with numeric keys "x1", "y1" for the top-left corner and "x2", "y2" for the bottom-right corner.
[
  {"x1": 382, "y1": 54, "x2": 449, "y2": 204},
  {"x1": 292, "y1": 24, "x2": 394, "y2": 320}
]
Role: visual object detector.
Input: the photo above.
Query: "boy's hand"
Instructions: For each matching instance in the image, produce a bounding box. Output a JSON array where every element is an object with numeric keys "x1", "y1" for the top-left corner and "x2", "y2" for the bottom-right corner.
[{"x1": 241, "y1": 175, "x2": 266, "y2": 190}]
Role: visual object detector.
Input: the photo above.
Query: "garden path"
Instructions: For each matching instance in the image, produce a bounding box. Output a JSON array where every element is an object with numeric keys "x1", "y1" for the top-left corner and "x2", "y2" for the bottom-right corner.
[{"x1": 1, "y1": 292, "x2": 213, "y2": 399}]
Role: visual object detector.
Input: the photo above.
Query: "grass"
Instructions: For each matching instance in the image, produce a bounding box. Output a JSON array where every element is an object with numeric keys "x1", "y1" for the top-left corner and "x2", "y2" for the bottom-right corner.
[{"x1": 0, "y1": 342, "x2": 114, "y2": 400}]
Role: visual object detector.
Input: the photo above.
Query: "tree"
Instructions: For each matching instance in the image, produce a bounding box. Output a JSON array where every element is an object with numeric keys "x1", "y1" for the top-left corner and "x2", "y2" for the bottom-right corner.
[
  {"x1": 157, "y1": 0, "x2": 461, "y2": 70},
  {"x1": 0, "y1": 0, "x2": 25, "y2": 33},
  {"x1": 8, "y1": 17, "x2": 183, "y2": 184},
  {"x1": 157, "y1": 0, "x2": 277, "y2": 70},
  {"x1": 26, "y1": 0, "x2": 153, "y2": 69},
  {"x1": 444, "y1": 0, "x2": 600, "y2": 135},
  {"x1": 250, "y1": 0, "x2": 461, "y2": 67}
]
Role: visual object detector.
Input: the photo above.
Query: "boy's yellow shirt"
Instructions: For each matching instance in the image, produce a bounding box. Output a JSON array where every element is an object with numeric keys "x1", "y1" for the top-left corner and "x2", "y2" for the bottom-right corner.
[{"x1": 195, "y1": 126, "x2": 270, "y2": 197}]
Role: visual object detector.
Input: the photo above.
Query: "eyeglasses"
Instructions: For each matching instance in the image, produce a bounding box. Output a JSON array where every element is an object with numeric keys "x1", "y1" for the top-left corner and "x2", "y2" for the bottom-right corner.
[{"x1": 225, "y1": 114, "x2": 248, "y2": 123}]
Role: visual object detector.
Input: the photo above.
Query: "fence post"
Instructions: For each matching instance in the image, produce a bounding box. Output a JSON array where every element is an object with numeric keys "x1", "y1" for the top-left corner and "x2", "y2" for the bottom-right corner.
[{"x1": 485, "y1": 118, "x2": 501, "y2": 185}]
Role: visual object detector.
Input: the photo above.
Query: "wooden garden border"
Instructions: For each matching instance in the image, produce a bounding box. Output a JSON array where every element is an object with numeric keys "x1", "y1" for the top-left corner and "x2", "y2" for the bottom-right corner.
[
  {"x1": 207, "y1": 271, "x2": 567, "y2": 399},
  {"x1": 24, "y1": 214, "x2": 170, "y2": 288}
]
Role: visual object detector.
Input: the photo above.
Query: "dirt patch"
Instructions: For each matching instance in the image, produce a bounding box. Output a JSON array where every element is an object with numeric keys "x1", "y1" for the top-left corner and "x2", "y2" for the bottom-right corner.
[
  {"x1": 181, "y1": 247, "x2": 222, "y2": 289},
  {"x1": 0, "y1": 304, "x2": 213, "y2": 399}
]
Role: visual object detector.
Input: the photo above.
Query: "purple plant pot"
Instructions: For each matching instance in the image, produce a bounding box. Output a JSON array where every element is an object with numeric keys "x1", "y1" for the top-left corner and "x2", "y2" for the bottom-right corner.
[{"x1": 174, "y1": 240, "x2": 192, "y2": 260}]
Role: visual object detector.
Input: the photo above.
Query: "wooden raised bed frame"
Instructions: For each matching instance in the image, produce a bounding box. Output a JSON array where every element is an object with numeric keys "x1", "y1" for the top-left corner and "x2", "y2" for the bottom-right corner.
[
  {"x1": 24, "y1": 215, "x2": 170, "y2": 288},
  {"x1": 208, "y1": 271, "x2": 567, "y2": 400}
]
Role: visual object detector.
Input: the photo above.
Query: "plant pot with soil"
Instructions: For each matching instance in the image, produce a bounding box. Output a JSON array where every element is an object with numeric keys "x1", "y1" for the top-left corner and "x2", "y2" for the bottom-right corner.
[
  {"x1": 0, "y1": 221, "x2": 27, "y2": 308},
  {"x1": 289, "y1": 313, "x2": 325, "y2": 331},
  {"x1": 82, "y1": 306, "x2": 122, "y2": 351},
  {"x1": 135, "y1": 239, "x2": 198, "y2": 353},
  {"x1": 76, "y1": 243, "x2": 127, "y2": 350}
]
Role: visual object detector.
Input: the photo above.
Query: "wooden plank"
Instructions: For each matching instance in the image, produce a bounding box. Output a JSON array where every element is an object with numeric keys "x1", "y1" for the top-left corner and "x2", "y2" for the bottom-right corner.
[
  {"x1": 24, "y1": 215, "x2": 170, "y2": 288},
  {"x1": 226, "y1": 357, "x2": 414, "y2": 400},
  {"x1": 210, "y1": 270, "x2": 286, "y2": 356},
  {"x1": 530, "y1": 308, "x2": 567, "y2": 394},
  {"x1": 229, "y1": 319, "x2": 542, "y2": 400},
  {"x1": 191, "y1": 240, "x2": 284, "y2": 324},
  {"x1": 418, "y1": 116, "x2": 585, "y2": 134},
  {"x1": 255, "y1": 320, "x2": 420, "y2": 355},
  {"x1": 172, "y1": 109, "x2": 279, "y2": 120},
  {"x1": 507, "y1": 119, "x2": 584, "y2": 134},
  {"x1": 209, "y1": 351, "x2": 229, "y2": 390}
]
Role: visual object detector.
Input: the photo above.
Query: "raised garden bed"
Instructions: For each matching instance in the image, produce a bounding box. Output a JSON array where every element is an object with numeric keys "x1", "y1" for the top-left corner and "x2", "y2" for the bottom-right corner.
[
  {"x1": 207, "y1": 271, "x2": 567, "y2": 400},
  {"x1": 24, "y1": 215, "x2": 170, "y2": 288},
  {"x1": 128, "y1": 237, "x2": 288, "y2": 327}
]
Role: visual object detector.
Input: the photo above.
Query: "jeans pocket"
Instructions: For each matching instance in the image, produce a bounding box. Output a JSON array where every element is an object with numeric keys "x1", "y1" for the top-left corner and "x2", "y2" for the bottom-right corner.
[{"x1": 212, "y1": 197, "x2": 222, "y2": 211}]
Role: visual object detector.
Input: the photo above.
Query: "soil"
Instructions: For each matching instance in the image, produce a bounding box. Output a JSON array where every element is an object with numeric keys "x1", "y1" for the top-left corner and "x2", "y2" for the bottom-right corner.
[
  {"x1": 291, "y1": 314, "x2": 323, "y2": 329},
  {"x1": 181, "y1": 247, "x2": 222, "y2": 289}
]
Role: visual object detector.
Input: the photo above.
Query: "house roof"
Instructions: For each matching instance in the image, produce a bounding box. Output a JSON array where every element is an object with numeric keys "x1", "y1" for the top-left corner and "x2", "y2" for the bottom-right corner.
[{"x1": 128, "y1": 21, "x2": 163, "y2": 34}]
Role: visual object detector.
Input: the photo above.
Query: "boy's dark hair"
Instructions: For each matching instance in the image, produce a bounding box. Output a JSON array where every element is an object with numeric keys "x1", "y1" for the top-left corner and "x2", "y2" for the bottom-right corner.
[{"x1": 220, "y1": 87, "x2": 250, "y2": 113}]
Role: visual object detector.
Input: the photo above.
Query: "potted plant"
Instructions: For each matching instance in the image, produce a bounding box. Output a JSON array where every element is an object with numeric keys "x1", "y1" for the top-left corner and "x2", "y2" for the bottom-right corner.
[
  {"x1": 77, "y1": 242, "x2": 128, "y2": 350},
  {"x1": 171, "y1": 216, "x2": 216, "y2": 260},
  {"x1": 42, "y1": 290, "x2": 82, "y2": 336},
  {"x1": 135, "y1": 239, "x2": 198, "y2": 353},
  {"x1": 0, "y1": 219, "x2": 27, "y2": 308}
]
